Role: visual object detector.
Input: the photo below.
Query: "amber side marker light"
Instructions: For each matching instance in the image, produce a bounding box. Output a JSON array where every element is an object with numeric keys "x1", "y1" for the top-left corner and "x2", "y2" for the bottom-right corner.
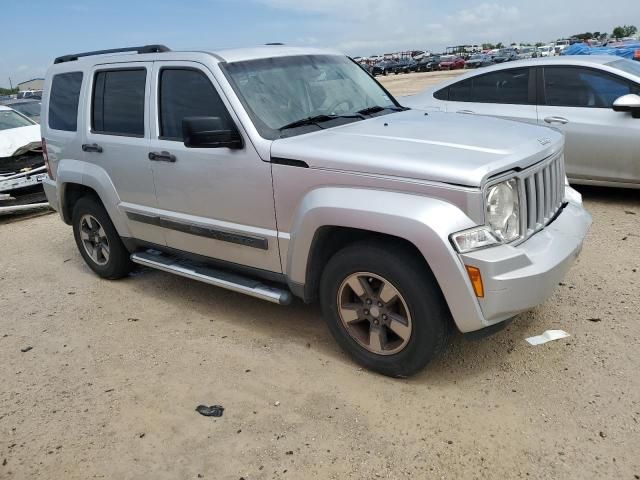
[{"x1": 465, "y1": 265, "x2": 484, "y2": 298}]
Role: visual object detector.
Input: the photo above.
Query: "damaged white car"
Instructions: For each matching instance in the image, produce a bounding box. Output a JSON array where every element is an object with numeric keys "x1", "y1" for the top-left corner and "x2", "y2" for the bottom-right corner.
[{"x1": 0, "y1": 105, "x2": 49, "y2": 213}]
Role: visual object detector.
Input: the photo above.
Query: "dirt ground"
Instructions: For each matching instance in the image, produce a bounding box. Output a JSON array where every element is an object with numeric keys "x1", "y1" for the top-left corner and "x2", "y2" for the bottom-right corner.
[{"x1": 1, "y1": 71, "x2": 639, "y2": 480}]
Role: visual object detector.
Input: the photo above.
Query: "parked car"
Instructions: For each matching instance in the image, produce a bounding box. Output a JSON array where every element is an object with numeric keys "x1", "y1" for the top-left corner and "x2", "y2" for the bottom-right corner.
[
  {"x1": 41, "y1": 44, "x2": 590, "y2": 377},
  {"x1": 16, "y1": 90, "x2": 42, "y2": 100},
  {"x1": 439, "y1": 56, "x2": 465, "y2": 70},
  {"x1": 0, "y1": 99, "x2": 42, "y2": 123},
  {"x1": 492, "y1": 48, "x2": 518, "y2": 63},
  {"x1": 416, "y1": 55, "x2": 441, "y2": 72},
  {"x1": 464, "y1": 54, "x2": 493, "y2": 69},
  {"x1": 517, "y1": 47, "x2": 537, "y2": 59},
  {"x1": 537, "y1": 45, "x2": 555, "y2": 57},
  {"x1": 402, "y1": 56, "x2": 640, "y2": 188},
  {"x1": 371, "y1": 60, "x2": 398, "y2": 76},
  {"x1": 394, "y1": 58, "x2": 418, "y2": 74},
  {"x1": 0, "y1": 105, "x2": 47, "y2": 210}
]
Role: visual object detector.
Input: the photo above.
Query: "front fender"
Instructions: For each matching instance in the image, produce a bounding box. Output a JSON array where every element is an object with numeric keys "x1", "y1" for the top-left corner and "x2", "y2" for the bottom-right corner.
[
  {"x1": 285, "y1": 187, "x2": 487, "y2": 332},
  {"x1": 57, "y1": 159, "x2": 130, "y2": 237}
]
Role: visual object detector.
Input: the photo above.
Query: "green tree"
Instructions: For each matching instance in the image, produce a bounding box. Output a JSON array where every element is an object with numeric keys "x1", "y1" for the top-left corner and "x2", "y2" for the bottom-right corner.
[
  {"x1": 612, "y1": 25, "x2": 637, "y2": 38},
  {"x1": 496, "y1": 42, "x2": 504, "y2": 49},
  {"x1": 0, "y1": 87, "x2": 18, "y2": 95}
]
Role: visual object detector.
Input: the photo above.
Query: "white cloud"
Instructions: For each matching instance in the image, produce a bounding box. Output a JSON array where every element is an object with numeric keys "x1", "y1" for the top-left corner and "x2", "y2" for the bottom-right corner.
[{"x1": 257, "y1": 0, "x2": 640, "y2": 54}]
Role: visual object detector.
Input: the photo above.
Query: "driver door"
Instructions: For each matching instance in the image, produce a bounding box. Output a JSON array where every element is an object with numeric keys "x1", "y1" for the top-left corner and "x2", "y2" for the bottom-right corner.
[{"x1": 147, "y1": 61, "x2": 281, "y2": 272}]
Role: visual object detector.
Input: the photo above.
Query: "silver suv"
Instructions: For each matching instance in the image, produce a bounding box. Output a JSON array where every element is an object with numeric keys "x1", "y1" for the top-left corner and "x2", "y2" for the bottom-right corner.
[{"x1": 41, "y1": 45, "x2": 591, "y2": 377}]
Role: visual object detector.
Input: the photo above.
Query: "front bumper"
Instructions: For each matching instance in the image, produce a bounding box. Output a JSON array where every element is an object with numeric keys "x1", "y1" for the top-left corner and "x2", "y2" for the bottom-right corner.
[{"x1": 459, "y1": 195, "x2": 591, "y2": 328}]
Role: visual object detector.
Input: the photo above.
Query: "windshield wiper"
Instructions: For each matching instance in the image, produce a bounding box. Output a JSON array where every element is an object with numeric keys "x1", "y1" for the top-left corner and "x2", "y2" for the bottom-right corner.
[
  {"x1": 278, "y1": 114, "x2": 363, "y2": 131},
  {"x1": 357, "y1": 105, "x2": 407, "y2": 116}
]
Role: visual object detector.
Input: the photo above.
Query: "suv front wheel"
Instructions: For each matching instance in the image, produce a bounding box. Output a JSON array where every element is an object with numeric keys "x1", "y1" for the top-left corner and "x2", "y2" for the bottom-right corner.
[
  {"x1": 72, "y1": 196, "x2": 133, "y2": 279},
  {"x1": 319, "y1": 241, "x2": 452, "y2": 377}
]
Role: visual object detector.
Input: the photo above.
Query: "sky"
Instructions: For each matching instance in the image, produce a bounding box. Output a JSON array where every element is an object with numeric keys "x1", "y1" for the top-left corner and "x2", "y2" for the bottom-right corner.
[{"x1": 1, "y1": 0, "x2": 638, "y2": 88}]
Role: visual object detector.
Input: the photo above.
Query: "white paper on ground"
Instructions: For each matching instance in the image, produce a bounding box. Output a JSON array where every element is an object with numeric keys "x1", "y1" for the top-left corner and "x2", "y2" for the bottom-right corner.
[{"x1": 525, "y1": 330, "x2": 570, "y2": 346}]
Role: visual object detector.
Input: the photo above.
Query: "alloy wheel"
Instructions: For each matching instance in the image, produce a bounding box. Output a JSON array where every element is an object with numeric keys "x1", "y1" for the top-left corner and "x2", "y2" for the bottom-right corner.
[
  {"x1": 79, "y1": 214, "x2": 110, "y2": 266},
  {"x1": 337, "y1": 272, "x2": 412, "y2": 355}
]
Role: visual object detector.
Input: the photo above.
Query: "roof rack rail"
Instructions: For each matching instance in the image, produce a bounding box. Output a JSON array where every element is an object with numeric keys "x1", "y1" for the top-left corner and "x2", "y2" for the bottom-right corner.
[{"x1": 54, "y1": 44, "x2": 171, "y2": 64}]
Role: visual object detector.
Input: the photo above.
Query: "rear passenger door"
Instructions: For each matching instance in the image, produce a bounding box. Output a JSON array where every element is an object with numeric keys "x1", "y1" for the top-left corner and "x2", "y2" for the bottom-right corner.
[
  {"x1": 147, "y1": 61, "x2": 281, "y2": 273},
  {"x1": 436, "y1": 67, "x2": 538, "y2": 124},
  {"x1": 84, "y1": 62, "x2": 165, "y2": 246}
]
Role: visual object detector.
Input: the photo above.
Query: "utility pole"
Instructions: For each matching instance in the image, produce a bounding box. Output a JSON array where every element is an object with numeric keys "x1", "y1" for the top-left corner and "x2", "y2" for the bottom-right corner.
[{"x1": 9, "y1": 77, "x2": 13, "y2": 89}]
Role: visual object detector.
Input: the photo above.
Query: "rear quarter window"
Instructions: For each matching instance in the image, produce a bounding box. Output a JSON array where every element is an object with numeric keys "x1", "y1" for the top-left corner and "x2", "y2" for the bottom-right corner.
[{"x1": 49, "y1": 72, "x2": 83, "y2": 131}]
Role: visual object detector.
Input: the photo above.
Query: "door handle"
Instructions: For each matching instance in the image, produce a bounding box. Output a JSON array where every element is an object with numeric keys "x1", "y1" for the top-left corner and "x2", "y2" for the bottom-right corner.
[
  {"x1": 148, "y1": 151, "x2": 177, "y2": 163},
  {"x1": 457, "y1": 109, "x2": 475, "y2": 114},
  {"x1": 544, "y1": 116, "x2": 569, "y2": 125},
  {"x1": 82, "y1": 143, "x2": 103, "y2": 153}
]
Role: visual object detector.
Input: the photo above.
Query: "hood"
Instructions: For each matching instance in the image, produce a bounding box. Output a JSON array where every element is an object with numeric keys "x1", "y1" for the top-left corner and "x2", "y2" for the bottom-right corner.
[
  {"x1": 0, "y1": 124, "x2": 41, "y2": 157},
  {"x1": 271, "y1": 110, "x2": 563, "y2": 187}
]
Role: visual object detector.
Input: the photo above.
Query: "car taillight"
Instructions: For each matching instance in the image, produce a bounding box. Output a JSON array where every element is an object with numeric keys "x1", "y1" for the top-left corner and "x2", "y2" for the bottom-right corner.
[
  {"x1": 635, "y1": 49, "x2": 640, "y2": 61},
  {"x1": 42, "y1": 138, "x2": 54, "y2": 180}
]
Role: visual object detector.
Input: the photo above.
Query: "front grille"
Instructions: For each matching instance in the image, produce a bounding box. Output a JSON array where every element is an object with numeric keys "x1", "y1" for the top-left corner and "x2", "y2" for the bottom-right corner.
[{"x1": 519, "y1": 153, "x2": 565, "y2": 240}]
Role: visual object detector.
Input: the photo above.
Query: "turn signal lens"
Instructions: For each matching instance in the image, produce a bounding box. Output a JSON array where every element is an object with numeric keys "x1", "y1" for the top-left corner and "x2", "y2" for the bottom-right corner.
[{"x1": 465, "y1": 265, "x2": 484, "y2": 298}]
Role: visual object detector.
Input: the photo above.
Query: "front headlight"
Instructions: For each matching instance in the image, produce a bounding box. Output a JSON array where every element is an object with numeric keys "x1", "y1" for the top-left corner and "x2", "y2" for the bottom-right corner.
[
  {"x1": 450, "y1": 226, "x2": 501, "y2": 253},
  {"x1": 486, "y1": 179, "x2": 520, "y2": 242}
]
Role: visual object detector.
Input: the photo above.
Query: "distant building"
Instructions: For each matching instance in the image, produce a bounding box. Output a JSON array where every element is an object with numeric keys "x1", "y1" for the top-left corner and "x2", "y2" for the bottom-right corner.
[{"x1": 17, "y1": 78, "x2": 44, "y2": 92}]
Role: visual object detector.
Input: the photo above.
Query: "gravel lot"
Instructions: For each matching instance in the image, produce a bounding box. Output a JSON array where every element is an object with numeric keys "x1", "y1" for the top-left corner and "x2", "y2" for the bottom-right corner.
[{"x1": 1, "y1": 71, "x2": 639, "y2": 480}]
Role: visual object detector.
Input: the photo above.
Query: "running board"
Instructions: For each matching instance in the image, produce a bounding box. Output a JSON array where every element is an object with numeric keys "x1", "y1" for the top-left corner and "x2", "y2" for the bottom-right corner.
[{"x1": 130, "y1": 250, "x2": 292, "y2": 305}]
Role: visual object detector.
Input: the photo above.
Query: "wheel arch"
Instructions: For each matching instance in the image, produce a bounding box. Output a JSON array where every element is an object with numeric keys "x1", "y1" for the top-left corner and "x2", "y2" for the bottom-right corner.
[
  {"x1": 283, "y1": 187, "x2": 487, "y2": 332},
  {"x1": 57, "y1": 159, "x2": 130, "y2": 237}
]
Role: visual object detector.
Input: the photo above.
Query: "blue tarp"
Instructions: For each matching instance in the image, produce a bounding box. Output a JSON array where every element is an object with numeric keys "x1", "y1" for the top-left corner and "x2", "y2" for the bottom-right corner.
[{"x1": 562, "y1": 42, "x2": 640, "y2": 59}]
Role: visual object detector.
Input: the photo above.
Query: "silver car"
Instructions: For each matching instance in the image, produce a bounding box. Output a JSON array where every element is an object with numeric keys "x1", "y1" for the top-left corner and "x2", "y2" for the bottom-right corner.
[
  {"x1": 41, "y1": 45, "x2": 590, "y2": 377},
  {"x1": 403, "y1": 56, "x2": 640, "y2": 188}
]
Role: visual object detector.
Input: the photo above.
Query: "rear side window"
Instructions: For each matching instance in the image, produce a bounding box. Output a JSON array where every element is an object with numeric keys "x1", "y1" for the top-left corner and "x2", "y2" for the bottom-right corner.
[
  {"x1": 49, "y1": 72, "x2": 82, "y2": 131},
  {"x1": 440, "y1": 68, "x2": 530, "y2": 104},
  {"x1": 449, "y1": 78, "x2": 473, "y2": 102},
  {"x1": 158, "y1": 68, "x2": 231, "y2": 141},
  {"x1": 92, "y1": 69, "x2": 146, "y2": 136},
  {"x1": 434, "y1": 87, "x2": 448, "y2": 100},
  {"x1": 472, "y1": 68, "x2": 529, "y2": 104}
]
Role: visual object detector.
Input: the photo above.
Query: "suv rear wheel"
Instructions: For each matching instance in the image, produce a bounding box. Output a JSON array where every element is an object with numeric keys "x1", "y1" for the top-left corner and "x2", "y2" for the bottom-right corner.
[
  {"x1": 319, "y1": 241, "x2": 452, "y2": 377},
  {"x1": 72, "y1": 196, "x2": 133, "y2": 279}
]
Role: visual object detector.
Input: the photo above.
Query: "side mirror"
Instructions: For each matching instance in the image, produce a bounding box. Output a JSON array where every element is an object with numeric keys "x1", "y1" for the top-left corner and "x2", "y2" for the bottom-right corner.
[
  {"x1": 182, "y1": 117, "x2": 243, "y2": 149},
  {"x1": 612, "y1": 94, "x2": 640, "y2": 118}
]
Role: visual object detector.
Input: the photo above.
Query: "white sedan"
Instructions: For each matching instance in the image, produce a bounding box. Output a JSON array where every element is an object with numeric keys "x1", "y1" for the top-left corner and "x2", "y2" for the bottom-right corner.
[{"x1": 403, "y1": 56, "x2": 640, "y2": 188}]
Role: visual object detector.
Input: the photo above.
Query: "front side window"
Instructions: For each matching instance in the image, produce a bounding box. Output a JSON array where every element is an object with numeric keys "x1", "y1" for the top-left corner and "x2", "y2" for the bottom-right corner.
[
  {"x1": 543, "y1": 67, "x2": 634, "y2": 108},
  {"x1": 223, "y1": 55, "x2": 400, "y2": 139},
  {"x1": 0, "y1": 109, "x2": 35, "y2": 131},
  {"x1": 159, "y1": 68, "x2": 232, "y2": 141},
  {"x1": 92, "y1": 69, "x2": 146, "y2": 136},
  {"x1": 49, "y1": 72, "x2": 82, "y2": 131}
]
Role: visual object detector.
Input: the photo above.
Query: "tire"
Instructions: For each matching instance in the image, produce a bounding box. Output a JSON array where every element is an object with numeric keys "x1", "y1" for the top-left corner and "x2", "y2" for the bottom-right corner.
[
  {"x1": 72, "y1": 195, "x2": 133, "y2": 280},
  {"x1": 319, "y1": 241, "x2": 452, "y2": 377}
]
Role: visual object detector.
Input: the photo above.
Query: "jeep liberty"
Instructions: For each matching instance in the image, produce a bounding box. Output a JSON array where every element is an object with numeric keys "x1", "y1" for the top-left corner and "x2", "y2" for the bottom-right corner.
[{"x1": 41, "y1": 45, "x2": 591, "y2": 376}]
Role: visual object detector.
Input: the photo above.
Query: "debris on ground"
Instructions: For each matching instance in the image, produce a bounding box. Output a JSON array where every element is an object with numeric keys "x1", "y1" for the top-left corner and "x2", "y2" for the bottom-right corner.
[
  {"x1": 525, "y1": 330, "x2": 570, "y2": 346},
  {"x1": 587, "y1": 318, "x2": 602, "y2": 323},
  {"x1": 195, "y1": 405, "x2": 224, "y2": 417},
  {"x1": 20, "y1": 346, "x2": 32, "y2": 352}
]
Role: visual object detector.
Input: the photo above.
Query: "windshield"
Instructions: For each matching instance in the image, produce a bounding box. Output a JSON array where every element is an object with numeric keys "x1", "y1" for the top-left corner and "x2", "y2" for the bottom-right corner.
[
  {"x1": 609, "y1": 58, "x2": 640, "y2": 78},
  {"x1": 13, "y1": 103, "x2": 41, "y2": 119},
  {"x1": 0, "y1": 109, "x2": 35, "y2": 131},
  {"x1": 224, "y1": 55, "x2": 399, "y2": 139}
]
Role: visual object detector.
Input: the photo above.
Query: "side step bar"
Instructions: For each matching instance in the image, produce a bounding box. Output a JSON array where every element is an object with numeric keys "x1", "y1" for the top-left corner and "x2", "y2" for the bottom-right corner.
[{"x1": 131, "y1": 250, "x2": 292, "y2": 305}]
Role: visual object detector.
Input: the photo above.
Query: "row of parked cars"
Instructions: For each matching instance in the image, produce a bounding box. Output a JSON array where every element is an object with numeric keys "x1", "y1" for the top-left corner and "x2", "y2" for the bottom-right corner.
[{"x1": 369, "y1": 48, "x2": 528, "y2": 75}]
